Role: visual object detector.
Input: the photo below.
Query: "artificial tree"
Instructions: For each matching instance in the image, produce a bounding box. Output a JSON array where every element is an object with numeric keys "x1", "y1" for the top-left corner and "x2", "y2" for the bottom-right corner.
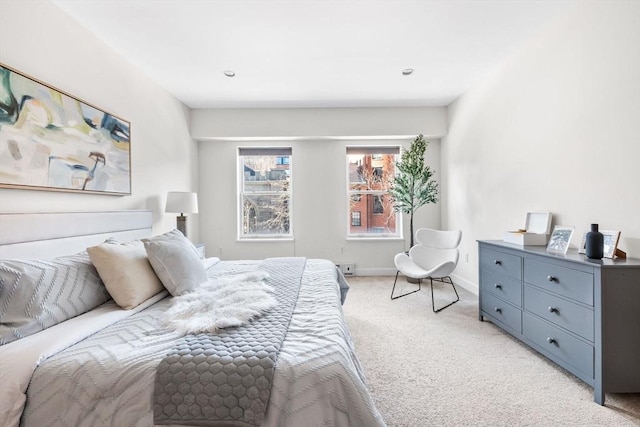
[{"x1": 389, "y1": 134, "x2": 439, "y2": 248}]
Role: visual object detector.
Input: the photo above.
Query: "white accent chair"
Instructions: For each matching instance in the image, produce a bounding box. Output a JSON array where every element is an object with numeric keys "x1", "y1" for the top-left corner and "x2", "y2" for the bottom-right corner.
[{"x1": 391, "y1": 228, "x2": 462, "y2": 312}]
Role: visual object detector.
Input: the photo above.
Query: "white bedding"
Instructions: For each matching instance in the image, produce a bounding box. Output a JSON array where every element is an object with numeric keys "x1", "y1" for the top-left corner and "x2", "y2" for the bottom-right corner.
[
  {"x1": 2, "y1": 259, "x2": 385, "y2": 427},
  {"x1": 0, "y1": 291, "x2": 168, "y2": 427}
]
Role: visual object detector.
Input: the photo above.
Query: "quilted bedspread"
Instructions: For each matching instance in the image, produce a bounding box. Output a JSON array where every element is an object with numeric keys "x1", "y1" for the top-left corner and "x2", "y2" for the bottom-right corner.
[
  {"x1": 154, "y1": 257, "x2": 306, "y2": 426},
  {"x1": 18, "y1": 259, "x2": 386, "y2": 427}
]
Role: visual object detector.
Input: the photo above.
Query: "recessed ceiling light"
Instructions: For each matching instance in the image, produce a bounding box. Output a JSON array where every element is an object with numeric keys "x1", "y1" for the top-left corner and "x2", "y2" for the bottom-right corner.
[
  {"x1": 402, "y1": 68, "x2": 414, "y2": 75},
  {"x1": 224, "y1": 70, "x2": 235, "y2": 77}
]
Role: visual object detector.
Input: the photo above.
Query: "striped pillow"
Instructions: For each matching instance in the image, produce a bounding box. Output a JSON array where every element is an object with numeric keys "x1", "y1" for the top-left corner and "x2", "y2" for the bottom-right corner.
[{"x1": 0, "y1": 253, "x2": 110, "y2": 345}]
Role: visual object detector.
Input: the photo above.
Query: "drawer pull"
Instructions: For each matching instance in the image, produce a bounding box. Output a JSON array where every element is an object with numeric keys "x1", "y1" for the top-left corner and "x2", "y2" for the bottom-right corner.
[
  {"x1": 548, "y1": 306, "x2": 558, "y2": 313},
  {"x1": 547, "y1": 275, "x2": 557, "y2": 282},
  {"x1": 546, "y1": 337, "x2": 556, "y2": 344},
  {"x1": 494, "y1": 307, "x2": 502, "y2": 314},
  {"x1": 494, "y1": 260, "x2": 502, "y2": 265},
  {"x1": 494, "y1": 284, "x2": 502, "y2": 290}
]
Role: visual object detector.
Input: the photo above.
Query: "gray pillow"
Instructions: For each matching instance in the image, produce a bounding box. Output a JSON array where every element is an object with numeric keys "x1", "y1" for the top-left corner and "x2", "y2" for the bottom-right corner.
[
  {"x1": 0, "y1": 253, "x2": 110, "y2": 345},
  {"x1": 143, "y1": 230, "x2": 208, "y2": 296}
]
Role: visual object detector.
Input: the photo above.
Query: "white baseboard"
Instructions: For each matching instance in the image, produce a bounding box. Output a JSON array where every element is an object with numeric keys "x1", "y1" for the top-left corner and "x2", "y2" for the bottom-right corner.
[
  {"x1": 451, "y1": 273, "x2": 478, "y2": 295},
  {"x1": 353, "y1": 268, "x2": 479, "y2": 296},
  {"x1": 354, "y1": 267, "x2": 397, "y2": 276}
]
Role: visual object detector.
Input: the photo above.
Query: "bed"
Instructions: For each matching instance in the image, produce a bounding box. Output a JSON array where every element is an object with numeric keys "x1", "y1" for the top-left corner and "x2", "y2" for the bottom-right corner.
[{"x1": 0, "y1": 211, "x2": 386, "y2": 427}]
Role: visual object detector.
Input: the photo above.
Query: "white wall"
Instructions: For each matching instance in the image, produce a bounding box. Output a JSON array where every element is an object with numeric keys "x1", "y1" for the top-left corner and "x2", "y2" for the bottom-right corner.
[
  {"x1": 6, "y1": 1, "x2": 634, "y2": 283},
  {"x1": 195, "y1": 107, "x2": 445, "y2": 274},
  {"x1": 191, "y1": 107, "x2": 447, "y2": 140},
  {"x1": 443, "y1": 0, "x2": 640, "y2": 292},
  {"x1": 0, "y1": 0, "x2": 199, "y2": 238}
]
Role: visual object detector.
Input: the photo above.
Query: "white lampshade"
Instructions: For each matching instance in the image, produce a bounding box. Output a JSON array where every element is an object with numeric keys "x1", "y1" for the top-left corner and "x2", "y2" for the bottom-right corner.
[{"x1": 165, "y1": 192, "x2": 198, "y2": 214}]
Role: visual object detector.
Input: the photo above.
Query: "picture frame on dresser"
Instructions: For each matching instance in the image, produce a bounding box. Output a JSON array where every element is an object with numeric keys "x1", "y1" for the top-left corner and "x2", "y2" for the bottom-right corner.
[
  {"x1": 546, "y1": 225, "x2": 574, "y2": 255},
  {"x1": 577, "y1": 230, "x2": 621, "y2": 258}
]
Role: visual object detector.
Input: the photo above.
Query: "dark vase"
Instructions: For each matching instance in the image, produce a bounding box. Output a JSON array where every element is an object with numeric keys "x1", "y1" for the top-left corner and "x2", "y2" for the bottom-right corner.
[{"x1": 585, "y1": 223, "x2": 604, "y2": 259}]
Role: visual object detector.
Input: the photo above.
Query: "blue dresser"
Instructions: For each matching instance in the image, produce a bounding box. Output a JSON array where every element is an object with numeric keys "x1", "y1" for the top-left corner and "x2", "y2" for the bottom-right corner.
[{"x1": 478, "y1": 240, "x2": 640, "y2": 405}]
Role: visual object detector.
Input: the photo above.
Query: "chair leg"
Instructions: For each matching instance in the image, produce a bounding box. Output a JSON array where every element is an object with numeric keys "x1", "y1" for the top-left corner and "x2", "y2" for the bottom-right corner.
[
  {"x1": 391, "y1": 270, "x2": 421, "y2": 300},
  {"x1": 430, "y1": 276, "x2": 460, "y2": 313}
]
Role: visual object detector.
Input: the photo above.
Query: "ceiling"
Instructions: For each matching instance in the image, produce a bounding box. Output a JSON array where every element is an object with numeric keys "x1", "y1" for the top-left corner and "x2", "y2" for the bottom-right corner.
[{"x1": 52, "y1": 0, "x2": 576, "y2": 109}]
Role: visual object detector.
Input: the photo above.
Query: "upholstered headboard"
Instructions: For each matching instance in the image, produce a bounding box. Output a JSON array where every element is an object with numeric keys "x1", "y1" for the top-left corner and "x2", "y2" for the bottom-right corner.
[{"x1": 0, "y1": 211, "x2": 153, "y2": 260}]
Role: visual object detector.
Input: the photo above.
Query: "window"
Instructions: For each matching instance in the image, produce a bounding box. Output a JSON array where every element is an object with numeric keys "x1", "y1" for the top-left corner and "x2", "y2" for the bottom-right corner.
[
  {"x1": 373, "y1": 196, "x2": 384, "y2": 214},
  {"x1": 351, "y1": 211, "x2": 361, "y2": 227},
  {"x1": 347, "y1": 146, "x2": 400, "y2": 237},
  {"x1": 239, "y1": 147, "x2": 292, "y2": 238}
]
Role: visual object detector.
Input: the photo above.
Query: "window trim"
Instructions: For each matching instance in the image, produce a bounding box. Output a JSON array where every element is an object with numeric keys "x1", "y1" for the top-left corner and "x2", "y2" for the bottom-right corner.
[
  {"x1": 238, "y1": 146, "x2": 293, "y2": 240},
  {"x1": 346, "y1": 145, "x2": 402, "y2": 239}
]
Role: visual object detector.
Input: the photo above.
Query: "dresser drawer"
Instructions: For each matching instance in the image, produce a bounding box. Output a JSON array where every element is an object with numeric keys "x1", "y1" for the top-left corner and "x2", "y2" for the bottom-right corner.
[
  {"x1": 524, "y1": 259, "x2": 593, "y2": 306},
  {"x1": 480, "y1": 248, "x2": 522, "y2": 280},
  {"x1": 481, "y1": 270, "x2": 522, "y2": 307},
  {"x1": 524, "y1": 285, "x2": 594, "y2": 341},
  {"x1": 523, "y1": 313, "x2": 594, "y2": 379},
  {"x1": 481, "y1": 292, "x2": 522, "y2": 333}
]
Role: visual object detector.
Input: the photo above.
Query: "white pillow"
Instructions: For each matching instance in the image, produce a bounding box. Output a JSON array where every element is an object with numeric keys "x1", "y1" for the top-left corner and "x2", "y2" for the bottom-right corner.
[
  {"x1": 203, "y1": 257, "x2": 221, "y2": 270},
  {"x1": 87, "y1": 239, "x2": 164, "y2": 310},
  {"x1": 143, "y1": 230, "x2": 208, "y2": 296}
]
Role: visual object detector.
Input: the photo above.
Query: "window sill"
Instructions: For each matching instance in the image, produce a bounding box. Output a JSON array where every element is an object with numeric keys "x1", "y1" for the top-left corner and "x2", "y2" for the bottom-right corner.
[
  {"x1": 237, "y1": 238, "x2": 294, "y2": 243},
  {"x1": 346, "y1": 236, "x2": 404, "y2": 242}
]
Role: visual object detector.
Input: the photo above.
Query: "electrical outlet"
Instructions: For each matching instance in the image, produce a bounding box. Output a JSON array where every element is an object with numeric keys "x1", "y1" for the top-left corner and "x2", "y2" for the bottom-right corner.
[{"x1": 338, "y1": 263, "x2": 355, "y2": 276}]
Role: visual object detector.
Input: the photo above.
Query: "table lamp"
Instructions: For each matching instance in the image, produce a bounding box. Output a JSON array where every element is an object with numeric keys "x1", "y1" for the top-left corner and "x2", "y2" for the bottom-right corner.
[{"x1": 165, "y1": 191, "x2": 198, "y2": 237}]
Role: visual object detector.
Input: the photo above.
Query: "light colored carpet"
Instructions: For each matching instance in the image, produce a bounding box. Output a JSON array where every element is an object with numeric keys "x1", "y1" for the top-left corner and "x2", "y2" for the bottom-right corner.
[{"x1": 342, "y1": 276, "x2": 640, "y2": 427}]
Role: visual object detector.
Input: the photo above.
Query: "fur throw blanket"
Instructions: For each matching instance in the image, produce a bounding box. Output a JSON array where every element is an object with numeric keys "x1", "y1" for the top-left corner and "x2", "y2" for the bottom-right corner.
[{"x1": 162, "y1": 270, "x2": 276, "y2": 335}]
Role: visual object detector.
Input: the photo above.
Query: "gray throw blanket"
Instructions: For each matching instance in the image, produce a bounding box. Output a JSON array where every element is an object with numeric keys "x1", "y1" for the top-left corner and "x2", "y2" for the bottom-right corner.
[{"x1": 154, "y1": 257, "x2": 306, "y2": 427}]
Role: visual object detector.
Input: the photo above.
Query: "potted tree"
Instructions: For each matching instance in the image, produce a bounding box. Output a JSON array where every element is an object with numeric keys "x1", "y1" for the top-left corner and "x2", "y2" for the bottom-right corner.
[{"x1": 389, "y1": 134, "x2": 439, "y2": 249}]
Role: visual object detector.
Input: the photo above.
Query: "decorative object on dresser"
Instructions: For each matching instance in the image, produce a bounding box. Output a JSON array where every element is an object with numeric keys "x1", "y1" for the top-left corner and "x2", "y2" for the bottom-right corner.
[
  {"x1": 478, "y1": 240, "x2": 640, "y2": 405},
  {"x1": 392, "y1": 228, "x2": 461, "y2": 312},
  {"x1": 0, "y1": 63, "x2": 131, "y2": 195},
  {"x1": 578, "y1": 229, "x2": 625, "y2": 259},
  {"x1": 503, "y1": 212, "x2": 552, "y2": 246},
  {"x1": 165, "y1": 191, "x2": 198, "y2": 237},
  {"x1": 601, "y1": 230, "x2": 624, "y2": 258},
  {"x1": 545, "y1": 225, "x2": 574, "y2": 255},
  {"x1": 585, "y1": 224, "x2": 604, "y2": 259}
]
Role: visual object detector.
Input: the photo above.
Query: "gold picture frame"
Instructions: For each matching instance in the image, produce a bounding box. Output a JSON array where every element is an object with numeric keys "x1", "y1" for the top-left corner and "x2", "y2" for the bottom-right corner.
[{"x1": 0, "y1": 63, "x2": 131, "y2": 195}]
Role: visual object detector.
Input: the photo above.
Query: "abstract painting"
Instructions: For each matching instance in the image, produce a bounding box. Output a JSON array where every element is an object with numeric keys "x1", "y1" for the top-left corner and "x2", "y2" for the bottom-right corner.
[{"x1": 0, "y1": 63, "x2": 131, "y2": 195}]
